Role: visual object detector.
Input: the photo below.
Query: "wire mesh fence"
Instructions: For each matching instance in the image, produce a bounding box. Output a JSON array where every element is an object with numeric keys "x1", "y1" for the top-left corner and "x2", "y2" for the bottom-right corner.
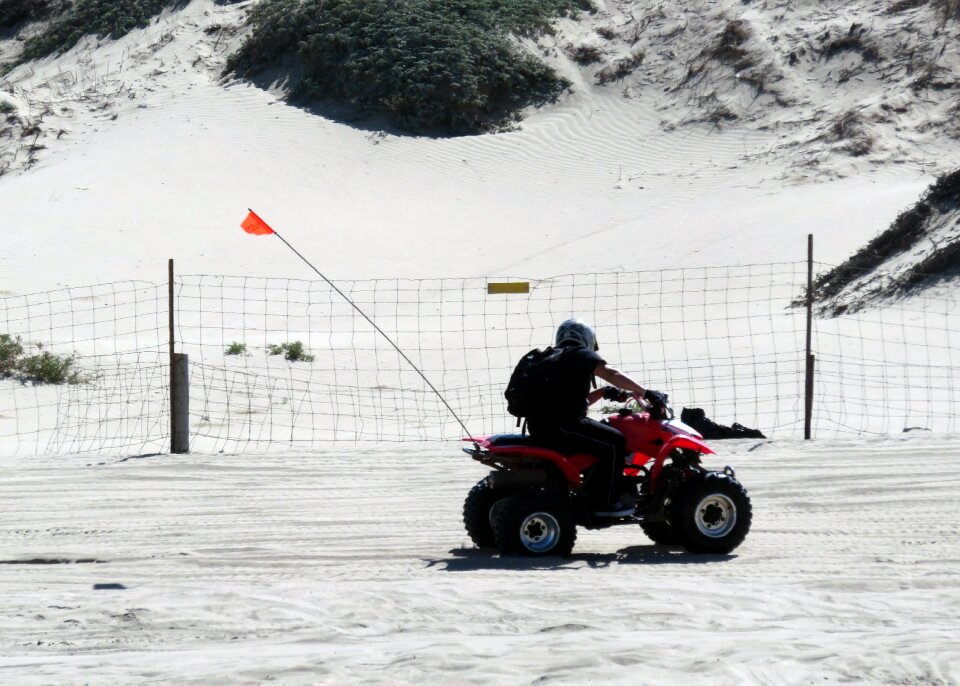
[
  {"x1": 0, "y1": 281, "x2": 168, "y2": 455},
  {"x1": 1, "y1": 262, "x2": 958, "y2": 455}
]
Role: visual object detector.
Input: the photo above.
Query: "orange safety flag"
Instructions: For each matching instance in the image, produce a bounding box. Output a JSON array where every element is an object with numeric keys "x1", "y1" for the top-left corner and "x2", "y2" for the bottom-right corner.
[{"x1": 241, "y1": 210, "x2": 275, "y2": 236}]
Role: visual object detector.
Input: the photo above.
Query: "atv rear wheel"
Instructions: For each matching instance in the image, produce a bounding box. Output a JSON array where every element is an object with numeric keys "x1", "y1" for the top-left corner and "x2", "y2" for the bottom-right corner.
[
  {"x1": 463, "y1": 479, "x2": 511, "y2": 548},
  {"x1": 492, "y1": 491, "x2": 576, "y2": 557},
  {"x1": 674, "y1": 473, "x2": 752, "y2": 554}
]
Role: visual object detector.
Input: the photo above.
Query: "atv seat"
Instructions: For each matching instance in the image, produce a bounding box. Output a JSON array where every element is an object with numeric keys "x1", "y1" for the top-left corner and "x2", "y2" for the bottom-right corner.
[
  {"x1": 487, "y1": 433, "x2": 574, "y2": 455},
  {"x1": 488, "y1": 433, "x2": 539, "y2": 447}
]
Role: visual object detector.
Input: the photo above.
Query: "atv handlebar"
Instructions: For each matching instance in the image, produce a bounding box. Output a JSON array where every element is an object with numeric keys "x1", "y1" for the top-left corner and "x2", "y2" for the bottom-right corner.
[{"x1": 623, "y1": 393, "x2": 674, "y2": 420}]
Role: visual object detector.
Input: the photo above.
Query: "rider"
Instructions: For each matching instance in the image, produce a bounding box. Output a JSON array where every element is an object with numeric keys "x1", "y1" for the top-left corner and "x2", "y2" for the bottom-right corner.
[{"x1": 526, "y1": 318, "x2": 663, "y2": 517}]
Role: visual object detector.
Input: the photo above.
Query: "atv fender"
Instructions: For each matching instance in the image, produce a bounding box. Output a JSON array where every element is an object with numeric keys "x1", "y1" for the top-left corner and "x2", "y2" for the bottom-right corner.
[
  {"x1": 649, "y1": 434, "x2": 715, "y2": 490},
  {"x1": 486, "y1": 469, "x2": 551, "y2": 490},
  {"x1": 486, "y1": 445, "x2": 596, "y2": 486}
]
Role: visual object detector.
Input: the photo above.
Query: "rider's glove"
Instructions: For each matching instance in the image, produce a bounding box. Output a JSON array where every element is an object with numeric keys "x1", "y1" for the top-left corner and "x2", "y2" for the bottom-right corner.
[
  {"x1": 601, "y1": 386, "x2": 629, "y2": 402},
  {"x1": 643, "y1": 389, "x2": 668, "y2": 406}
]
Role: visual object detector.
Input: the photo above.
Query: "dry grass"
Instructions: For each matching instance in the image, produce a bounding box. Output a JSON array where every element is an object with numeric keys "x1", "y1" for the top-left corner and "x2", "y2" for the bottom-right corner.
[
  {"x1": 830, "y1": 110, "x2": 875, "y2": 156},
  {"x1": 885, "y1": 0, "x2": 928, "y2": 13},
  {"x1": 885, "y1": 0, "x2": 960, "y2": 21},
  {"x1": 911, "y1": 62, "x2": 955, "y2": 91},
  {"x1": 712, "y1": 20, "x2": 755, "y2": 69},
  {"x1": 720, "y1": 19, "x2": 751, "y2": 46},
  {"x1": 809, "y1": 169, "x2": 960, "y2": 309},
  {"x1": 595, "y1": 25, "x2": 616, "y2": 39},
  {"x1": 931, "y1": 0, "x2": 960, "y2": 18},
  {"x1": 595, "y1": 50, "x2": 644, "y2": 84},
  {"x1": 567, "y1": 44, "x2": 603, "y2": 65},
  {"x1": 822, "y1": 36, "x2": 881, "y2": 63}
]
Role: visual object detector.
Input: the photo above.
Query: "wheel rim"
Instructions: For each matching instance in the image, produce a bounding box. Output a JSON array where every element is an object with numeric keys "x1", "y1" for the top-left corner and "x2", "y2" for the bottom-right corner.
[
  {"x1": 694, "y1": 493, "x2": 737, "y2": 538},
  {"x1": 519, "y1": 512, "x2": 561, "y2": 553}
]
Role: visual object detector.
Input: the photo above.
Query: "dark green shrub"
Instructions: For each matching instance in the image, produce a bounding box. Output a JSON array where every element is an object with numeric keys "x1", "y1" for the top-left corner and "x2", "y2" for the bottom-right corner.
[
  {"x1": 0, "y1": 0, "x2": 68, "y2": 30},
  {"x1": 225, "y1": 341, "x2": 247, "y2": 355},
  {"x1": 1, "y1": 336, "x2": 84, "y2": 384},
  {"x1": 267, "y1": 341, "x2": 315, "y2": 362},
  {"x1": 0, "y1": 333, "x2": 23, "y2": 376},
  {"x1": 228, "y1": 0, "x2": 592, "y2": 135},
  {"x1": 16, "y1": 347, "x2": 80, "y2": 384},
  {"x1": 17, "y1": 0, "x2": 187, "y2": 63}
]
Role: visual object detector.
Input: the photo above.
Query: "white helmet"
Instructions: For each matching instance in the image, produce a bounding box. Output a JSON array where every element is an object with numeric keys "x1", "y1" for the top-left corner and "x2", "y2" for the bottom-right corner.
[{"x1": 555, "y1": 318, "x2": 598, "y2": 350}]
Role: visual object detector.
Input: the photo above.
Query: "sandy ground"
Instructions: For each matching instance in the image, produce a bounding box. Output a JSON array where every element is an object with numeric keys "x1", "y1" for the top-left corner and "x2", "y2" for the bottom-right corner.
[
  {"x1": 0, "y1": 434, "x2": 957, "y2": 684},
  {"x1": 2, "y1": 3, "x2": 959, "y2": 682}
]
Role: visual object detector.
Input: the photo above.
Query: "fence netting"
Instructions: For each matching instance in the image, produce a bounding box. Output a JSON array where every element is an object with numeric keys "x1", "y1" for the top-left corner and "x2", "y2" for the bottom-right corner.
[
  {"x1": 1, "y1": 262, "x2": 957, "y2": 455},
  {"x1": 0, "y1": 281, "x2": 168, "y2": 455}
]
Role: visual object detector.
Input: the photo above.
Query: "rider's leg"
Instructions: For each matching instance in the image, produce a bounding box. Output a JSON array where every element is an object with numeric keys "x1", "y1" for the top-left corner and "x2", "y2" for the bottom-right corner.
[{"x1": 554, "y1": 417, "x2": 627, "y2": 509}]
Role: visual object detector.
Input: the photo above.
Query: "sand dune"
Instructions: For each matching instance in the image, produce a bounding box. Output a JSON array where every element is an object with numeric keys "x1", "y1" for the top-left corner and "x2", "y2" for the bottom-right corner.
[
  {"x1": 1, "y1": 1, "x2": 957, "y2": 293},
  {"x1": 1, "y1": 3, "x2": 959, "y2": 682}
]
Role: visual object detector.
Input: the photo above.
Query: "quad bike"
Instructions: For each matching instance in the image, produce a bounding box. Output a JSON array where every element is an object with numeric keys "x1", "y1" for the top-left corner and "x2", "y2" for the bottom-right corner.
[{"x1": 461, "y1": 397, "x2": 751, "y2": 557}]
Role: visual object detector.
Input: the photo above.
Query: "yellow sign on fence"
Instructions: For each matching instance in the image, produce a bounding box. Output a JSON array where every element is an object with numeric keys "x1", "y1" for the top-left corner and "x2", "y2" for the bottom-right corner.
[{"x1": 487, "y1": 282, "x2": 530, "y2": 295}]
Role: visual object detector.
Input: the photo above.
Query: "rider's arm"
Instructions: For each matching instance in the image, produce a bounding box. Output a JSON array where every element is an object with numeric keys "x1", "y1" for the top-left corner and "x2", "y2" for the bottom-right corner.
[
  {"x1": 587, "y1": 388, "x2": 605, "y2": 406},
  {"x1": 595, "y1": 362, "x2": 646, "y2": 396}
]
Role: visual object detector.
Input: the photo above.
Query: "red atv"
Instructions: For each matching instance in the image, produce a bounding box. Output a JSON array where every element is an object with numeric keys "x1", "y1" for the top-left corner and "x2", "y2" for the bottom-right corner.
[{"x1": 462, "y1": 398, "x2": 752, "y2": 557}]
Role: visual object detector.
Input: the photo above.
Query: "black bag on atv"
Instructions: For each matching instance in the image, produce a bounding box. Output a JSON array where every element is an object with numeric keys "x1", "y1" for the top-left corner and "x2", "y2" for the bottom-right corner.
[{"x1": 504, "y1": 346, "x2": 565, "y2": 426}]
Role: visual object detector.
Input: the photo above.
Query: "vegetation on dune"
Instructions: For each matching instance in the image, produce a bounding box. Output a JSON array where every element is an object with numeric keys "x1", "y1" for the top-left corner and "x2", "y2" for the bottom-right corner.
[
  {"x1": 16, "y1": 347, "x2": 81, "y2": 384},
  {"x1": 14, "y1": 0, "x2": 187, "y2": 64},
  {"x1": 808, "y1": 169, "x2": 960, "y2": 312},
  {"x1": 0, "y1": 0, "x2": 69, "y2": 30},
  {"x1": 268, "y1": 341, "x2": 315, "y2": 362},
  {"x1": 931, "y1": 0, "x2": 960, "y2": 19},
  {"x1": 0, "y1": 334, "x2": 83, "y2": 384},
  {"x1": 227, "y1": 0, "x2": 592, "y2": 135},
  {"x1": 0, "y1": 334, "x2": 22, "y2": 376},
  {"x1": 225, "y1": 341, "x2": 248, "y2": 356}
]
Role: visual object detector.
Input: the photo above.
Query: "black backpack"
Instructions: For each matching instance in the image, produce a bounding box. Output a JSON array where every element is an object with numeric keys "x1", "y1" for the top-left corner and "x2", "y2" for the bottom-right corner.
[{"x1": 504, "y1": 346, "x2": 565, "y2": 423}]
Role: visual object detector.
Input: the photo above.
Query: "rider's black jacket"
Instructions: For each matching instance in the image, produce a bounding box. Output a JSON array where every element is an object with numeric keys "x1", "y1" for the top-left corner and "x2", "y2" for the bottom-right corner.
[{"x1": 529, "y1": 342, "x2": 604, "y2": 427}]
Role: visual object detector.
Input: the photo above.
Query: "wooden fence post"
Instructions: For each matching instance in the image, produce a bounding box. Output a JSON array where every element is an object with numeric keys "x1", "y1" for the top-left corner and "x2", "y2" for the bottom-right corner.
[
  {"x1": 804, "y1": 235, "x2": 815, "y2": 440},
  {"x1": 171, "y1": 353, "x2": 190, "y2": 454},
  {"x1": 169, "y1": 259, "x2": 189, "y2": 454}
]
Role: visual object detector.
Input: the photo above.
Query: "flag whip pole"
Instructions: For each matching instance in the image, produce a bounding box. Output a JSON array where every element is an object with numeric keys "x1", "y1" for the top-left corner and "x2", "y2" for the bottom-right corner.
[{"x1": 247, "y1": 210, "x2": 478, "y2": 445}]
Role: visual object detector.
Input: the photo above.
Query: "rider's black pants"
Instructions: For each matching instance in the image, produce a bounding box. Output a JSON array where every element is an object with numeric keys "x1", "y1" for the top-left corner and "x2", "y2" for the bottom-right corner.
[{"x1": 529, "y1": 416, "x2": 627, "y2": 508}]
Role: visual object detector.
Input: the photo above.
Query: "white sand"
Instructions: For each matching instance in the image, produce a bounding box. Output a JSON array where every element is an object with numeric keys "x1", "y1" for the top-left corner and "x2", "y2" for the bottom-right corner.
[
  {"x1": 1, "y1": 1, "x2": 960, "y2": 682},
  {"x1": 0, "y1": 435, "x2": 957, "y2": 684},
  {"x1": 2, "y1": 0, "x2": 958, "y2": 293}
]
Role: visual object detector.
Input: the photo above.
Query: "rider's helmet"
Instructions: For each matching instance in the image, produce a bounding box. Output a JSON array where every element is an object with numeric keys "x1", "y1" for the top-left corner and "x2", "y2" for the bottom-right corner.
[{"x1": 555, "y1": 318, "x2": 598, "y2": 351}]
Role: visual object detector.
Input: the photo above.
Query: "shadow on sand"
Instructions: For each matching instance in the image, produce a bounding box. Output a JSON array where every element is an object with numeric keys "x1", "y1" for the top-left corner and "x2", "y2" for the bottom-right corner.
[
  {"x1": 116, "y1": 452, "x2": 163, "y2": 463},
  {"x1": 232, "y1": 70, "x2": 425, "y2": 138},
  {"x1": 425, "y1": 545, "x2": 735, "y2": 572}
]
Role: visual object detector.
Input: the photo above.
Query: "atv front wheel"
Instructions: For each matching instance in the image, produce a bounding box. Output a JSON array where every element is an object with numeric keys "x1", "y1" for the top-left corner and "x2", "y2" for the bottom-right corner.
[
  {"x1": 674, "y1": 473, "x2": 752, "y2": 554},
  {"x1": 463, "y1": 479, "x2": 511, "y2": 548},
  {"x1": 640, "y1": 520, "x2": 681, "y2": 546},
  {"x1": 492, "y1": 491, "x2": 576, "y2": 557},
  {"x1": 641, "y1": 481, "x2": 694, "y2": 546}
]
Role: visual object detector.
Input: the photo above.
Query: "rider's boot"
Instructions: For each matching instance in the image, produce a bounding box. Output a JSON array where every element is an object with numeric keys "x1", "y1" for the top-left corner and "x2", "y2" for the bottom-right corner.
[{"x1": 593, "y1": 489, "x2": 637, "y2": 517}]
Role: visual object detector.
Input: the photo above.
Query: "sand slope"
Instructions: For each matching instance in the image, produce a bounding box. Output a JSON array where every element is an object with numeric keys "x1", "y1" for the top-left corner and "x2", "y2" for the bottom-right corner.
[{"x1": 1, "y1": 1, "x2": 957, "y2": 293}]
